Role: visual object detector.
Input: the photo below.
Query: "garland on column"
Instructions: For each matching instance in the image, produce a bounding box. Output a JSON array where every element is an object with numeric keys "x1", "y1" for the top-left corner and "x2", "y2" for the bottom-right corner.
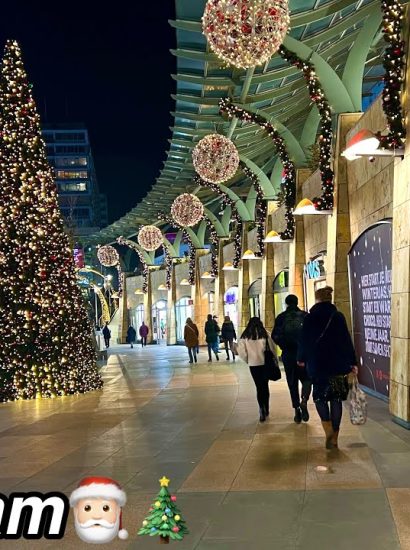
[
  {"x1": 193, "y1": 174, "x2": 243, "y2": 267},
  {"x1": 219, "y1": 98, "x2": 295, "y2": 239},
  {"x1": 278, "y1": 46, "x2": 334, "y2": 211},
  {"x1": 379, "y1": 0, "x2": 406, "y2": 148},
  {"x1": 240, "y1": 162, "x2": 266, "y2": 257},
  {"x1": 204, "y1": 218, "x2": 219, "y2": 277},
  {"x1": 163, "y1": 245, "x2": 173, "y2": 290},
  {"x1": 116, "y1": 236, "x2": 149, "y2": 294}
]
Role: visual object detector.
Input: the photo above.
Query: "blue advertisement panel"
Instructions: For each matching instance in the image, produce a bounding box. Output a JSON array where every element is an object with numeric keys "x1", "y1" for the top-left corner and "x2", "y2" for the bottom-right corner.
[{"x1": 348, "y1": 221, "x2": 392, "y2": 398}]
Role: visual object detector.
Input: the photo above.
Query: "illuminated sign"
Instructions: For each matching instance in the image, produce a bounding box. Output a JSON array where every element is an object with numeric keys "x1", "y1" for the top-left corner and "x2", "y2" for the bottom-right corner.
[{"x1": 304, "y1": 259, "x2": 325, "y2": 280}]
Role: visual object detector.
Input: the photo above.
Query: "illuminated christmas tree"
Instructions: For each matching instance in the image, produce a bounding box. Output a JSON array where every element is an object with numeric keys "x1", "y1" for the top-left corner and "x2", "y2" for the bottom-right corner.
[
  {"x1": 138, "y1": 477, "x2": 188, "y2": 543},
  {"x1": 0, "y1": 40, "x2": 102, "y2": 401}
]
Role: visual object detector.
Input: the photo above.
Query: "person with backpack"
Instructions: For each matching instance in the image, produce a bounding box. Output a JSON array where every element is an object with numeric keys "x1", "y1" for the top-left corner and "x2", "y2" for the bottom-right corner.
[
  {"x1": 272, "y1": 294, "x2": 311, "y2": 424},
  {"x1": 297, "y1": 286, "x2": 358, "y2": 449}
]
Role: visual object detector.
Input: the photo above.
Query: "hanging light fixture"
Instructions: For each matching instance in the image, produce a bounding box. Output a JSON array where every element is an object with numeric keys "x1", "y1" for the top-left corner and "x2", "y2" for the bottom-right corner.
[
  {"x1": 222, "y1": 261, "x2": 238, "y2": 271},
  {"x1": 180, "y1": 278, "x2": 190, "y2": 286},
  {"x1": 264, "y1": 230, "x2": 292, "y2": 243},
  {"x1": 242, "y1": 249, "x2": 257, "y2": 260},
  {"x1": 134, "y1": 288, "x2": 144, "y2": 295},
  {"x1": 341, "y1": 129, "x2": 404, "y2": 161},
  {"x1": 201, "y1": 271, "x2": 214, "y2": 279},
  {"x1": 294, "y1": 199, "x2": 332, "y2": 216},
  {"x1": 158, "y1": 284, "x2": 167, "y2": 291}
]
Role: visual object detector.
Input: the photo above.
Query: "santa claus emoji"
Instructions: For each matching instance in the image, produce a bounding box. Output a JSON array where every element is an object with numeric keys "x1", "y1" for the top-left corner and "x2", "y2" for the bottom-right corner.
[{"x1": 70, "y1": 476, "x2": 129, "y2": 544}]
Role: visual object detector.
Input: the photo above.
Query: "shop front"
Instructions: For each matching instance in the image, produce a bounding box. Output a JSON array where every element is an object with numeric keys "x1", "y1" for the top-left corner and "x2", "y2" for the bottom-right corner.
[
  {"x1": 152, "y1": 300, "x2": 167, "y2": 344},
  {"x1": 248, "y1": 278, "x2": 262, "y2": 318},
  {"x1": 348, "y1": 221, "x2": 392, "y2": 400},
  {"x1": 175, "y1": 296, "x2": 193, "y2": 343},
  {"x1": 303, "y1": 254, "x2": 327, "y2": 311},
  {"x1": 273, "y1": 270, "x2": 289, "y2": 316},
  {"x1": 224, "y1": 286, "x2": 238, "y2": 330}
]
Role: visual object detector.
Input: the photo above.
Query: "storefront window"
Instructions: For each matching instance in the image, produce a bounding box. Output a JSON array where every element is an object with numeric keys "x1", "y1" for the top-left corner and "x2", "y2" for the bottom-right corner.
[
  {"x1": 273, "y1": 270, "x2": 289, "y2": 316},
  {"x1": 175, "y1": 297, "x2": 192, "y2": 342},
  {"x1": 152, "y1": 300, "x2": 167, "y2": 344},
  {"x1": 224, "y1": 286, "x2": 238, "y2": 331},
  {"x1": 248, "y1": 278, "x2": 262, "y2": 318},
  {"x1": 303, "y1": 255, "x2": 327, "y2": 311},
  {"x1": 129, "y1": 304, "x2": 144, "y2": 333}
]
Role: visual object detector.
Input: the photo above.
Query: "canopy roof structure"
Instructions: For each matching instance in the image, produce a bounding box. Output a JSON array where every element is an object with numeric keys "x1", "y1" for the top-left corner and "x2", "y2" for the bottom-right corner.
[{"x1": 87, "y1": 0, "x2": 384, "y2": 246}]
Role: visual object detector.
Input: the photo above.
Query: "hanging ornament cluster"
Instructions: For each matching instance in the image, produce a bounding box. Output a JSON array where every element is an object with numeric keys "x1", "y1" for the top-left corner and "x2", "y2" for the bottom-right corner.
[
  {"x1": 219, "y1": 98, "x2": 295, "y2": 240},
  {"x1": 241, "y1": 162, "x2": 266, "y2": 257},
  {"x1": 138, "y1": 225, "x2": 163, "y2": 252},
  {"x1": 202, "y1": 0, "x2": 290, "y2": 69},
  {"x1": 171, "y1": 193, "x2": 204, "y2": 227},
  {"x1": 97, "y1": 245, "x2": 119, "y2": 267},
  {"x1": 379, "y1": 0, "x2": 406, "y2": 148},
  {"x1": 279, "y1": 46, "x2": 334, "y2": 212},
  {"x1": 116, "y1": 237, "x2": 149, "y2": 294},
  {"x1": 193, "y1": 134, "x2": 239, "y2": 184}
]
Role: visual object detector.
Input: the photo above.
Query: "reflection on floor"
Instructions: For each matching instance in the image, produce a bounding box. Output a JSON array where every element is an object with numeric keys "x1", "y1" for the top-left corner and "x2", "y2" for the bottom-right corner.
[{"x1": 0, "y1": 344, "x2": 409, "y2": 549}]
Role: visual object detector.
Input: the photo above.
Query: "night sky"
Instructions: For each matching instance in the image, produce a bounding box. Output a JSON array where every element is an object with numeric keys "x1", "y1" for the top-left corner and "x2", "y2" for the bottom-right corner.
[{"x1": 0, "y1": 2, "x2": 176, "y2": 223}]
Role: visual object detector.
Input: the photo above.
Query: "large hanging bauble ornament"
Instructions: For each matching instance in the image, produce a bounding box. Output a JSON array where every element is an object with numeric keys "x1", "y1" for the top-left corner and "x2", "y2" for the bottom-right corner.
[
  {"x1": 97, "y1": 245, "x2": 119, "y2": 267},
  {"x1": 192, "y1": 134, "x2": 239, "y2": 184},
  {"x1": 171, "y1": 194, "x2": 204, "y2": 227},
  {"x1": 138, "y1": 225, "x2": 163, "y2": 251},
  {"x1": 202, "y1": 0, "x2": 290, "y2": 69}
]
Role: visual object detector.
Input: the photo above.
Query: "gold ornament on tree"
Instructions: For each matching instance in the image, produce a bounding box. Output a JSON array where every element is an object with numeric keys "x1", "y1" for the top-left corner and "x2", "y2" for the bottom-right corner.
[
  {"x1": 202, "y1": 0, "x2": 290, "y2": 69},
  {"x1": 171, "y1": 194, "x2": 204, "y2": 227},
  {"x1": 192, "y1": 134, "x2": 239, "y2": 184},
  {"x1": 138, "y1": 225, "x2": 163, "y2": 251},
  {"x1": 97, "y1": 245, "x2": 119, "y2": 267}
]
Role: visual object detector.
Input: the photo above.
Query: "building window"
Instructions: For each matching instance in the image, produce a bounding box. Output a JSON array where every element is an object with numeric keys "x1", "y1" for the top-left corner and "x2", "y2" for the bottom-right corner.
[
  {"x1": 55, "y1": 157, "x2": 87, "y2": 167},
  {"x1": 54, "y1": 132, "x2": 86, "y2": 142},
  {"x1": 54, "y1": 145, "x2": 87, "y2": 154},
  {"x1": 58, "y1": 182, "x2": 88, "y2": 193},
  {"x1": 55, "y1": 170, "x2": 88, "y2": 179}
]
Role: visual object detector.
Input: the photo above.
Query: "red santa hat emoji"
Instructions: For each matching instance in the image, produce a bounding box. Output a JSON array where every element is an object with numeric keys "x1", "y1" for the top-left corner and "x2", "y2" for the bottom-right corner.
[{"x1": 70, "y1": 476, "x2": 128, "y2": 540}]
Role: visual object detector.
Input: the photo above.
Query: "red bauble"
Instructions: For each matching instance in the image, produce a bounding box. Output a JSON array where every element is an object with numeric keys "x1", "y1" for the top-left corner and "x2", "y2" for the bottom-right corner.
[{"x1": 171, "y1": 496, "x2": 177, "y2": 502}]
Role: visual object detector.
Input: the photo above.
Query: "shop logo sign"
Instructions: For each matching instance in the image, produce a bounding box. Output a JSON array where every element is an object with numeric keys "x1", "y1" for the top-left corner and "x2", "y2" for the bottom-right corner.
[
  {"x1": 304, "y1": 259, "x2": 323, "y2": 280},
  {"x1": 0, "y1": 492, "x2": 69, "y2": 539}
]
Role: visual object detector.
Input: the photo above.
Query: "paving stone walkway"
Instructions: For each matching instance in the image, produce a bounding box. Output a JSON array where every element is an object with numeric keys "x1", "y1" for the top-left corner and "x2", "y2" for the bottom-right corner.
[{"x1": 0, "y1": 345, "x2": 409, "y2": 549}]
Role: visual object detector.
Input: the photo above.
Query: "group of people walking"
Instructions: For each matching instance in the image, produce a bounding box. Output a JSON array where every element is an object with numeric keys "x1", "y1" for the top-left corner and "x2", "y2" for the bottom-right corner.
[
  {"x1": 238, "y1": 286, "x2": 358, "y2": 450},
  {"x1": 184, "y1": 314, "x2": 236, "y2": 364},
  {"x1": 126, "y1": 322, "x2": 149, "y2": 348}
]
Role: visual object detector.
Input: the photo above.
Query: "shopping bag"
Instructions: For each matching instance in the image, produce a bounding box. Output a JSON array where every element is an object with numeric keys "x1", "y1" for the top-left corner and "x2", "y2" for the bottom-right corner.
[
  {"x1": 232, "y1": 341, "x2": 239, "y2": 356},
  {"x1": 264, "y1": 339, "x2": 281, "y2": 381},
  {"x1": 349, "y1": 375, "x2": 367, "y2": 425}
]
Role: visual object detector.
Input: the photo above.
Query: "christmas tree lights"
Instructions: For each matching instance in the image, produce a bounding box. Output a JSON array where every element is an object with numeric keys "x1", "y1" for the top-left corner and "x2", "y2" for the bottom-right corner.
[
  {"x1": 0, "y1": 40, "x2": 102, "y2": 401},
  {"x1": 278, "y1": 46, "x2": 334, "y2": 211}
]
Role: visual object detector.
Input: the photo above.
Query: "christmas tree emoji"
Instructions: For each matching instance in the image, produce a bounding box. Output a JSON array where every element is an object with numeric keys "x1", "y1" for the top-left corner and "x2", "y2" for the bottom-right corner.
[{"x1": 138, "y1": 476, "x2": 188, "y2": 544}]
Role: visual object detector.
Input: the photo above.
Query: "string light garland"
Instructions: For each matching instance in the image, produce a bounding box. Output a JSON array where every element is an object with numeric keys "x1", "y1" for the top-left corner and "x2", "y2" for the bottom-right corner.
[
  {"x1": 219, "y1": 98, "x2": 296, "y2": 239},
  {"x1": 278, "y1": 46, "x2": 334, "y2": 211},
  {"x1": 163, "y1": 245, "x2": 173, "y2": 290},
  {"x1": 138, "y1": 225, "x2": 163, "y2": 252},
  {"x1": 193, "y1": 174, "x2": 243, "y2": 267},
  {"x1": 202, "y1": 0, "x2": 290, "y2": 69},
  {"x1": 171, "y1": 193, "x2": 204, "y2": 227},
  {"x1": 379, "y1": 0, "x2": 406, "y2": 148},
  {"x1": 192, "y1": 134, "x2": 239, "y2": 184},
  {"x1": 240, "y1": 162, "x2": 266, "y2": 257},
  {"x1": 204, "y1": 217, "x2": 219, "y2": 277},
  {"x1": 0, "y1": 40, "x2": 102, "y2": 401},
  {"x1": 116, "y1": 237, "x2": 149, "y2": 294}
]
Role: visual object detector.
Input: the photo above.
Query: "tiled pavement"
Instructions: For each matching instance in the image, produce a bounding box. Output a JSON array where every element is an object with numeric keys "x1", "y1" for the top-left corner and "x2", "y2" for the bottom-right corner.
[{"x1": 0, "y1": 345, "x2": 409, "y2": 548}]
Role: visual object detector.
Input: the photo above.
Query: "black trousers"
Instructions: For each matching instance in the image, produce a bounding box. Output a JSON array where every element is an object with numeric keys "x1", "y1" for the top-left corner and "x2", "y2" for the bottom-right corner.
[
  {"x1": 249, "y1": 366, "x2": 270, "y2": 411},
  {"x1": 141, "y1": 337, "x2": 147, "y2": 347},
  {"x1": 104, "y1": 338, "x2": 110, "y2": 348},
  {"x1": 282, "y1": 350, "x2": 312, "y2": 409}
]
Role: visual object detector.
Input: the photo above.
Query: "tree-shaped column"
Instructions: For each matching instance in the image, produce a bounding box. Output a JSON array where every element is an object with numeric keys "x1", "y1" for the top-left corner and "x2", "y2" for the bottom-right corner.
[
  {"x1": 0, "y1": 40, "x2": 103, "y2": 401},
  {"x1": 138, "y1": 477, "x2": 188, "y2": 543}
]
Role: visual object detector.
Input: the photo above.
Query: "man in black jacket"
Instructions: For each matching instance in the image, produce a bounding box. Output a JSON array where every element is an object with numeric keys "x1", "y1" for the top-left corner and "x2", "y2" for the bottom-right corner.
[{"x1": 272, "y1": 295, "x2": 311, "y2": 423}]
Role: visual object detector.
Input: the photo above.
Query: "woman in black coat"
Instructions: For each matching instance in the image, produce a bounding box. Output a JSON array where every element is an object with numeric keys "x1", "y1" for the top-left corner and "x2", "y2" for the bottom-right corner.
[
  {"x1": 298, "y1": 286, "x2": 358, "y2": 449},
  {"x1": 221, "y1": 315, "x2": 237, "y2": 361}
]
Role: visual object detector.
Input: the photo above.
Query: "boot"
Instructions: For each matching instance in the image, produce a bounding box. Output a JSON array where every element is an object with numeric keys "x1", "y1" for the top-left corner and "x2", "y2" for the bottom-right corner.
[
  {"x1": 259, "y1": 407, "x2": 266, "y2": 422},
  {"x1": 216, "y1": 353, "x2": 219, "y2": 361},
  {"x1": 300, "y1": 400, "x2": 309, "y2": 422},
  {"x1": 294, "y1": 407, "x2": 302, "y2": 424},
  {"x1": 264, "y1": 402, "x2": 269, "y2": 417},
  {"x1": 332, "y1": 430, "x2": 339, "y2": 448},
  {"x1": 321, "y1": 421, "x2": 335, "y2": 450}
]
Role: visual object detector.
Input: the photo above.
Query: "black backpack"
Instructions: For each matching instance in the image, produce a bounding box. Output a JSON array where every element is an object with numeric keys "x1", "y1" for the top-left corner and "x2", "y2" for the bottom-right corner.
[{"x1": 282, "y1": 309, "x2": 305, "y2": 347}]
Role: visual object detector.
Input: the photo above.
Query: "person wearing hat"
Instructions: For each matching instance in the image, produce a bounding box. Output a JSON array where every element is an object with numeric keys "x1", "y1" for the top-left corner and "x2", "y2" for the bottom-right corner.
[
  {"x1": 70, "y1": 476, "x2": 128, "y2": 544},
  {"x1": 272, "y1": 294, "x2": 311, "y2": 424}
]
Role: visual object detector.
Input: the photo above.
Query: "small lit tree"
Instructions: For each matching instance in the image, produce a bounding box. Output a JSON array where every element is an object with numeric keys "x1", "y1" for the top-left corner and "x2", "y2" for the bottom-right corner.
[
  {"x1": 138, "y1": 477, "x2": 188, "y2": 544},
  {"x1": 0, "y1": 40, "x2": 102, "y2": 401}
]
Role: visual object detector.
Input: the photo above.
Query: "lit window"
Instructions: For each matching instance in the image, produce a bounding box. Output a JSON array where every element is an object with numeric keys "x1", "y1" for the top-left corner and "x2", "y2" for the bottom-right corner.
[
  {"x1": 55, "y1": 157, "x2": 88, "y2": 167},
  {"x1": 58, "y1": 182, "x2": 87, "y2": 192},
  {"x1": 55, "y1": 170, "x2": 88, "y2": 179}
]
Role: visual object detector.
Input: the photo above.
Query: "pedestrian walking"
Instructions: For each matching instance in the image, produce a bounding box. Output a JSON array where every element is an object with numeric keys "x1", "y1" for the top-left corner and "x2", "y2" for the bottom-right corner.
[
  {"x1": 127, "y1": 325, "x2": 137, "y2": 349},
  {"x1": 204, "y1": 314, "x2": 220, "y2": 362},
  {"x1": 221, "y1": 315, "x2": 237, "y2": 361},
  {"x1": 184, "y1": 318, "x2": 199, "y2": 364},
  {"x1": 139, "y1": 322, "x2": 149, "y2": 347},
  {"x1": 297, "y1": 286, "x2": 358, "y2": 449},
  {"x1": 102, "y1": 322, "x2": 111, "y2": 349},
  {"x1": 272, "y1": 294, "x2": 311, "y2": 424},
  {"x1": 238, "y1": 317, "x2": 277, "y2": 422}
]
